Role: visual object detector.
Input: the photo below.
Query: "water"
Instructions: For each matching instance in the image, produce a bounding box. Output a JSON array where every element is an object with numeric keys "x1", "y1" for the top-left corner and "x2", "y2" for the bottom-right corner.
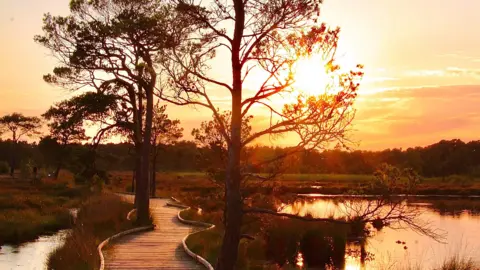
[
  {"x1": 281, "y1": 197, "x2": 480, "y2": 269},
  {"x1": 0, "y1": 230, "x2": 69, "y2": 270}
]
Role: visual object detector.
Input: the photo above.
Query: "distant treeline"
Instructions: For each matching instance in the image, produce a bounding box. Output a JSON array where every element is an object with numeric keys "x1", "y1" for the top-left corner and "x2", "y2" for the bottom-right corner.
[{"x1": 0, "y1": 139, "x2": 479, "y2": 178}]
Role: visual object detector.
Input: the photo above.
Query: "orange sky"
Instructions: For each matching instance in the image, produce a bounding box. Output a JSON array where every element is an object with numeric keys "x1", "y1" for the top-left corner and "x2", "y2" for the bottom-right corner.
[{"x1": 1, "y1": 0, "x2": 480, "y2": 150}]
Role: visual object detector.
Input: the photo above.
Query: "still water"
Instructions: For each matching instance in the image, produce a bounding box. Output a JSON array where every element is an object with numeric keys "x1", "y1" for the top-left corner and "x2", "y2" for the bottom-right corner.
[
  {"x1": 0, "y1": 230, "x2": 69, "y2": 270},
  {"x1": 281, "y1": 197, "x2": 480, "y2": 269}
]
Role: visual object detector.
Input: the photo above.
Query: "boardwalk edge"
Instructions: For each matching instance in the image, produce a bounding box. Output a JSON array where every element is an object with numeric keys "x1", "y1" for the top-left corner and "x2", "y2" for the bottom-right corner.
[
  {"x1": 97, "y1": 208, "x2": 154, "y2": 270},
  {"x1": 168, "y1": 197, "x2": 216, "y2": 270}
]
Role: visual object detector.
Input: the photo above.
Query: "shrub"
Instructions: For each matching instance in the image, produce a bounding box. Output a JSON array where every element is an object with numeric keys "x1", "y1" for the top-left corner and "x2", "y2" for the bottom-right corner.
[{"x1": 47, "y1": 194, "x2": 136, "y2": 270}]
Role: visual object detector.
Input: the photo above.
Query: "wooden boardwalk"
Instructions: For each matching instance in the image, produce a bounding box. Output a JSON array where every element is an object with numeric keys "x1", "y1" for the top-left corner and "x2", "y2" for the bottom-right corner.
[{"x1": 104, "y1": 197, "x2": 204, "y2": 269}]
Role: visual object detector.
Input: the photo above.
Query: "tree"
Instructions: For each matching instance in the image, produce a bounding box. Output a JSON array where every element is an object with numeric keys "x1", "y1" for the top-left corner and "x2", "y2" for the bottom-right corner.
[
  {"x1": 0, "y1": 113, "x2": 42, "y2": 177},
  {"x1": 35, "y1": 0, "x2": 190, "y2": 223},
  {"x1": 192, "y1": 111, "x2": 253, "y2": 185},
  {"x1": 42, "y1": 99, "x2": 89, "y2": 179},
  {"x1": 162, "y1": 1, "x2": 363, "y2": 268},
  {"x1": 150, "y1": 102, "x2": 183, "y2": 196}
]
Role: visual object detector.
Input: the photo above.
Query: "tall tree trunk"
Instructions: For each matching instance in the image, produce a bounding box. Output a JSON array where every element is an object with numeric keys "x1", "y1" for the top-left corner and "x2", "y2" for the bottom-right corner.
[
  {"x1": 151, "y1": 149, "x2": 157, "y2": 197},
  {"x1": 216, "y1": 8, "x2": 244, "y2": 264},
  {"x1": 134, "y1": 144, "x2": 142, "y2": 207},
  {"x1": 215, "y1": 161, "x2": 243, "y2": 270},
  {"x1": 216, "y1": 99, "x2": 243, "y2": 270},
  {"x1": 10, "y1": 141, "x2": 15, "y2": 178},
  {"x1": 131, "y1": 169, "x2": 135, "y2": 193},
  {"x1": 137, "y1": 87, "x2": 154, "y2": 224}
]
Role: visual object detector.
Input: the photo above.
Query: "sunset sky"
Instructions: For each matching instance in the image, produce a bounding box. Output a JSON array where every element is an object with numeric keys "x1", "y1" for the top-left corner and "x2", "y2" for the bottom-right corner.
[{"x1": 1, "y1": 0, "x2": 479, "y2": 150}]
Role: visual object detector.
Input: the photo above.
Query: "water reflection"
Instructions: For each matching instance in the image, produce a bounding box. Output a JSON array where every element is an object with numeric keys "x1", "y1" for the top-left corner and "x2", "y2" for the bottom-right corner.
[
  {"x1": 0, "y1": 230, "x2": 68, "y2": 270},
  {"x1": 280, "y1": 197, "x2": 480, "y2": 269}
]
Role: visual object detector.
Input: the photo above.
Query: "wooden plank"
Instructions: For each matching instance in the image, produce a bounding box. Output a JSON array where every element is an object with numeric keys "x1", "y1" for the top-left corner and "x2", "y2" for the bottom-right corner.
[{"x1": 104, "y1": 197, "x2": 205, "y2": 269}]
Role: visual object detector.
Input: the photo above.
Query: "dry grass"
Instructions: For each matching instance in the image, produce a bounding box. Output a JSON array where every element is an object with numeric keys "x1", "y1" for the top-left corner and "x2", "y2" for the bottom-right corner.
[
  {"x1": 0, "y1": 177, "x2": 89, "y2": 244},
  {"x1": 47, "y1": 193, "x2": 137, "y2": 270},
  {"x1": 106, "y1": 171, "x2": 480, "y2": 198},
  {"x1": 437, "y1": 255, "x2": 478, "y2": 270}
]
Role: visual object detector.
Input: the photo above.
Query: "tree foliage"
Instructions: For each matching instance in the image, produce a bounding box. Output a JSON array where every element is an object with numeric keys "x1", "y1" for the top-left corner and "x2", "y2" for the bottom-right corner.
[
  {"x1": 35, "y1": 0, "x2": 192, "y2": 223},
  {"x1": 161, "y1": 0, "x2": 363, "y2": 268},
  {"x1": 0, "y1": 113, "x2": 42, "y2": 143},
  {"x1": 0, "y1": 113, "x2": 42, "y2": 177}
]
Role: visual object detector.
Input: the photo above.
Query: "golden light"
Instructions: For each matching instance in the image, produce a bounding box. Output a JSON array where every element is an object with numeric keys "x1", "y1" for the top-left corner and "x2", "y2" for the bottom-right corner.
[
  {"x1": 292, "y1": 54, "x2": 332, "y2": 97},
  {"x1": 292, "y1": 53, "x2": 358, "y2": 98}
]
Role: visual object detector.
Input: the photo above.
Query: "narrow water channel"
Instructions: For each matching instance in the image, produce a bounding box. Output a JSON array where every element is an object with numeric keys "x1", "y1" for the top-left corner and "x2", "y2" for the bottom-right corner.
[{"x1": 0, "y1": 230, "x2": 69, "y2": 270}]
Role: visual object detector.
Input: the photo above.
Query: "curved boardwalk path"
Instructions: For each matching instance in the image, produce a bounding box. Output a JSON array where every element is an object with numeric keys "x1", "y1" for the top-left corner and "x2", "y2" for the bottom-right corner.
[{"x1": 104, "y1": 196, "x2": 204, "y2": 270}]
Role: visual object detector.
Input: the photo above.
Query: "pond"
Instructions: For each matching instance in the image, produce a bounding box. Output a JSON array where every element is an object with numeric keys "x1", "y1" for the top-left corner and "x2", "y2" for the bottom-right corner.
[
  {"x1": 0, "y1": 230, "x2": 69, "y2": 270},
  {"x1": 280, "y1": 196, "x2": 480, "y2": 269}
]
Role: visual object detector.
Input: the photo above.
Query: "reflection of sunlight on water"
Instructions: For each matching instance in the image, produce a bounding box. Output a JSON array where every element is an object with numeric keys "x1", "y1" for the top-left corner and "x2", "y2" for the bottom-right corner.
[
  {"x1": 279, "y1": 198, "x2": 480, "y2": 269},
  {"x1": 0, "y1": 230, "x2": 69, "y2": 270},
  {"x1": 295, "y1": 252, "x2": 304, "y2": 268},
  {"x1": 344, "y1": 262, "x2": 361, "y2": 270}
]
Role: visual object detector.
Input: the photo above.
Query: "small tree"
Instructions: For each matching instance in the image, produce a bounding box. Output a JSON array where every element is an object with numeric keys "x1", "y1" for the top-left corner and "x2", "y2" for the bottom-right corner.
[
  {"x1": 42, "y1": 99, "x2": 89, "y2": 179},
  {"x1": 150, "y1": 102, "x2": 183, "y2": 196},
  {"x1": 0, "y1": 113, "x2": 42, "y2": 177}
]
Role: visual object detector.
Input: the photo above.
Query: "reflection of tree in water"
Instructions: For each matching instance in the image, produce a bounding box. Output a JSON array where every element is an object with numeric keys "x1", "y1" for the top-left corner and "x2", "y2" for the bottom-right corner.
[
  {"x1": 422, "y1": 199, "x2": 480, "y2": 217},
  {"x1": 267, "y1": 165, "x2": 452, "y2": 268},
  {"x1": 345, "y1": 241, "x2": 375, "y2": 265}
]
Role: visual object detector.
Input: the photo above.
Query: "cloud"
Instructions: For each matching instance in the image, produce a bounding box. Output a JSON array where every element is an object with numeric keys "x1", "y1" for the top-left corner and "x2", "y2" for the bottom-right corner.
[
  {"x1": 405, "y1": 67, "x2": 480, "y2": 78},
  {"x1": 353, "y1": 85, "x2": 480, "y2": 149},
  {"x1": 445, "y1": 67, "x2": 480, "y2": 77},
  {"x1": 362, "y1": 76, "x2": 398, "y2": 84},
  {"x1": 405, "y1": 70, "x2": 445, "y2": 77}
]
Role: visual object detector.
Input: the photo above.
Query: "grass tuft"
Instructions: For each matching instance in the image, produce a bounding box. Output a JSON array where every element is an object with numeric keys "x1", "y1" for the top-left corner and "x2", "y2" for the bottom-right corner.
[{"x1": 47, "y1": 193, "x2": 137, "y2": 270}]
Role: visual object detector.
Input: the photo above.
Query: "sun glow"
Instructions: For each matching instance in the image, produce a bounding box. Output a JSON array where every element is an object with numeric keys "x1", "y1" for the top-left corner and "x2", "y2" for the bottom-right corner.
[
  {"x1": 292, "y1": 53, "x2": 359, "y2": 98},
  {"x1": 292, "y1": 54, "x2": 332, "y2": 97}
]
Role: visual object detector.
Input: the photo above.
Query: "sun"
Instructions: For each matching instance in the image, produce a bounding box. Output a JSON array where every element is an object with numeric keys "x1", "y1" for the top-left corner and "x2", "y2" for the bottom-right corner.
[
  {"x1": 292, "y1": 53, "x2": 359, "y2": 97},
  {"x1": 292, "y1": 55, "x2": 332, "y2": 96}
]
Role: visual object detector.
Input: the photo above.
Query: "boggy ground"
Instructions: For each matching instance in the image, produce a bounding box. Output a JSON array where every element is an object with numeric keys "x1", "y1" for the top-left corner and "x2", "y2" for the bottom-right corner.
[
  {"x1": 0, "y1": 173, "x2": 90, "y2": 245},
  {"x1": 107, "y1": 171, "x2": 480, "y2": 269},
  {"x1": 108, "y1": 171, "x2": 480, "y2": 197}
]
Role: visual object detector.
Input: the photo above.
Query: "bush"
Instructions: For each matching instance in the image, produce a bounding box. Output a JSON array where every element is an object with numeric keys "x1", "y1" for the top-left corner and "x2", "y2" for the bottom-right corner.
[{"x1": 0, "y1": 161, "x2": 9, "y2": 174}]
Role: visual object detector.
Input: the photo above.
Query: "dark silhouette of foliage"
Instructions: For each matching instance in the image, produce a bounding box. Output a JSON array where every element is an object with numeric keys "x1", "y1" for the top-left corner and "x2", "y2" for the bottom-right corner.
[
  {"x1": 162, "y1": 0, "x2": 362, "y2": 267},
  {"x1": 0, "y1": 113, "x2": 42, "y2": 177},
  {"x1": 42, "y1": 99, "x2": 90, "y2": 178},
  {"x1": 35, "y1": 0, "x2": 192, "y2": 223},
  {"x1": 150, "y1": 102, "x2": 183, "y2": 196}
]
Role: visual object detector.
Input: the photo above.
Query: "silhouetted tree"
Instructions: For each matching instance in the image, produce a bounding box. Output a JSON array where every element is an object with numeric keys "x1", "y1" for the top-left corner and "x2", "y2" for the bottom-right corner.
[
  {"x1": 162, "y1": 0, "x2": 362, "y2": 268},
  {"x1": 42, "y1": 99, "x2": 89, "y2": 178},
  {"x1": 35, "y1": 0, "x2": 191, "y2": 223},
  {"x1": 150, "y1": 102, "x2": 183, "y2": 196},
  {"x1": 0, "y1": 113, "x2": 42, "y2": 177}
]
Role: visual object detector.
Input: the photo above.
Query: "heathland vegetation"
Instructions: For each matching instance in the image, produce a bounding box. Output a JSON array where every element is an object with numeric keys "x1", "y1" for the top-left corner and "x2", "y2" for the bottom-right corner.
[
  {"x1": 1, "y1": 0, "x2": 479, "y2": 269},
  {"x1": 1, "y1": 138, "x2": 480, "y2": 195},
  {"x1": 0, "y1": 176, "x2": 89, "y2": 245}
]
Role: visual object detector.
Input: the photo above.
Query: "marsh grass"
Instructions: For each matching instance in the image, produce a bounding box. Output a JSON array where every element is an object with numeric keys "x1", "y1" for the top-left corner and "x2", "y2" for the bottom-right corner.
[
  {"x1": 0, "y1": 179, "x2": 89, "y2": 244},
  {"x1": 47, "y1": 193, "x2": 137, "y2": 270},
  {"x1": 107, "y1": 171, "x2": 480, "y2": 198},
  {"x1": 437, "y1": 255, "x2": 477, "y2": 270}
]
